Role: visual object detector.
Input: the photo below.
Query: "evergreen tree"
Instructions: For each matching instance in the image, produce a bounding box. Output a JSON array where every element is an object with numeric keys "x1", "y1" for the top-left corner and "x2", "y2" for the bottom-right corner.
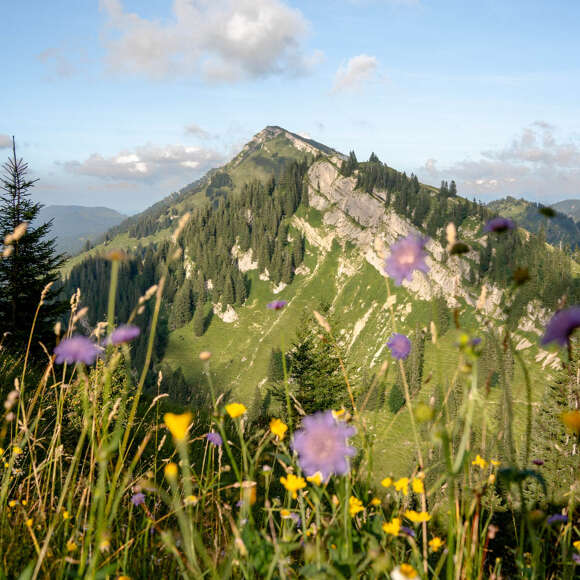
[
  {"x1": 0, "y1": 139, "x2": 66, "y2": 353},
  {"x1": 169, "y1": 280, "x2": 193, "y2": 330},
  {"x1": 193, "y1": 301, "x2": 205, "y2": 336}
]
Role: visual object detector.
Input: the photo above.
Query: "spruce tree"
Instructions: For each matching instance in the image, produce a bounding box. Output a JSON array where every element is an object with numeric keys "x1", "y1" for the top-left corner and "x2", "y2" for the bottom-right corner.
[
  {"x1": 192, "y1": 301, "x2": 205, "y2": 336},
  {"x1": 0, "y1": 138, "x2": 66, "y2": 353}
]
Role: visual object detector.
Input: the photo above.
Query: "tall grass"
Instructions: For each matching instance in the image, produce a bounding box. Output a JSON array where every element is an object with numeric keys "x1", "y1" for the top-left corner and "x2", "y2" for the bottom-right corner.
[{"x1": 0, "y1": 220, "x2": 579, "y2": 579}]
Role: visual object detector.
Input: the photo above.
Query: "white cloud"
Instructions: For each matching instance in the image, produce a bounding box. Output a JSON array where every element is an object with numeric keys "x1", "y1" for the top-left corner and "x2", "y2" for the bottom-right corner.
[
  {"x1": 61, "y1": 143, "x2": 224, "y2": 183},
  {"x1": 185, "y1": 124, "x2": 212, "y2": 139},
  {"x1": 332, "y1": 54, "x2": 378, "y2": 93},
  {"x1": 418, "y1": 122, "x2": 580, "y2": 202},
  {"x1": 99, "y1": 0, "x2": 321, "y2": 82},
  {"x1": 0, "y1": 135, "x2": 12, "y2": 149}
]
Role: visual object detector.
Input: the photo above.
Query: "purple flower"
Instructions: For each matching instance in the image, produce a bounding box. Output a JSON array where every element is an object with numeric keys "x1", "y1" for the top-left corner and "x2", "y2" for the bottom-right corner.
[
  {"x1": 131, "y1": 492, "x2": 145, "y2": 507},
  {"x1": 532, "y1": 458, "x2": 544, "y2": 466},
  {"x1": 267, "y1": 300, "x2": 287, "y2": 310},
  {"x1": 387, "y1": 333, "x2": 411, "y2": 360},
  {"x1": 573, "y1": 553, "x2": 580, "y2": 564},
  {"x1": 54, "y1": 336, "x2": 100, "y2": 365},
  {"x1": 206, "y1": 432, "x2": 223, "y2": 447},
  {"x1": 541, "y1": 307, "x2": 580, "y2": 347},
  {"x1": 400, "y1": 526, "x2": 416, "y2": 538},
  {"x1": 547, "y1": 514, "x2": 568, "y2": 525},
  {"x1": 384, "y1": 234, "x2": 429, "y2": 286},
  {"x1": 484, "y1": 217, "x2": 515, "y2": 233},
  {"x1": 108, "y1": 324, "x2": 140, "y2": 345},
  {"x1": 290, "y1": 513, "x2": 301, "y2": 527},
  {"x1": 292, "y1": 411, "x2": 356, "y2": 480}
]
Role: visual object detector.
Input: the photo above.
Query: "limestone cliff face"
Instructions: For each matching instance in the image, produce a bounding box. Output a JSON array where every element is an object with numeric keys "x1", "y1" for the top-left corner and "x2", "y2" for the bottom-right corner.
[{"x1": 296, "y1": 159, "x2": 514, "y2": 319}]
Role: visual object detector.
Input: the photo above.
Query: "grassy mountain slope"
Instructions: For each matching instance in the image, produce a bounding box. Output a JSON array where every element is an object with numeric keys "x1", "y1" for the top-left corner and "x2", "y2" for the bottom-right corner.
[
  {"x1": 487, "y1": 196, "x2": 580, "y2": 248},
  {"x1": 552, "y1": 198, "x2": 580, "y2": 221}
]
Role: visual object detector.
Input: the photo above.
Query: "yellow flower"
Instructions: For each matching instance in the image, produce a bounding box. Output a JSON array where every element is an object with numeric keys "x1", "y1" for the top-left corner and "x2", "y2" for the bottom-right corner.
[
  {"x1": 574, "y1": 540, "x2": 580, "y2": 551},
  {"x1": 307, "y1": 472, "x2": 323, "y2": 486},
  {"x1": 117, "y1": 576, "x2": 132, "y2": 580},
  {"x1": 164, "y1": 462, "x2": 178, "y2": 480},
  {"x1": 490, "y1": 459, "x2": 501, "y2": 467},
  {"x1": 269, "y1": 418, "x2": 288, "y2": 440},
  {"x1": 370, "y1": 497, "x2": 382, "y2": 506},
  {"x1": 472, "y1": 454, "x2": 488, "y2": 469},
  {"x1": 392, "y1": 563, "x2": 418, "y2": 579},
  {"x1": 381, "y1": 477, "x2": 393, "y2": 488},
  {"x1": 3, "y1": 462, "x2": 8, "y2": 468},
  {"x1": 394, "y1": 477, "x2": 410, "y2": 496},
  {"x1": 280, "y1": 509, "x2": 291, "y2": 518},
  {"x1": 429, "y1": 537, "x2": 444, "y2": 552},
  {"x1": 63, "y1": 510, "x2": 70, "y2": 520},
  {"x1": 561, "y1": 411, "x2": 580, "y2": 435},
  {"x1": 404, "y1": 510, "x2": 431, "y2": 523},
  {"x1": 349, "y1": 496, "x2": 364, "y2": 517},
  {"x1": 99, "y1": 538, "x2": 111, "y2": 552},
  {"x1": 185, "y1": 495, "x2": 198, "y2": 505},
  {"x1": 0, "y1": 447, "x2": 4, "y2": 455},
  {"x1": 13, "y1": 447, "x2": 23, "y2": 455},
  {"x1": 411, "y1": 478, "x2": 424, "y2": 494},
  {"x1": 66, "y1": 540, "x2": 77, "y2": 552},
  {"x1": 21, "y1": 500, "x2": 27, "y2": 506},
  {"x1": 332, "y1": 408, "x2": 346, "y2": 419},
  {"x1": 382, "y1": 517, "x2": 401, "y2": 536},
  {"x1": 164, "y1": 412, "x2": 192, "y2": 442},
  {"x1": 26, "y1": 518, "x2": 33, "y2": 527},
  {"x1": 226, "y1": 403, "x2": 247, "y2": 419},
  {"x1": 8, "y1": 500, "x2": 17, "y2": 507},
  {"x1": 280, "y1": 474, "x2": 306, "y2": 499}
]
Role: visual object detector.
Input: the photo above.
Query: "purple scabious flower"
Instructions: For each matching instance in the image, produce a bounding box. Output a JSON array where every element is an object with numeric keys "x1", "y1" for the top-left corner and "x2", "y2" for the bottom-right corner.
[
  {"x1": 400, "y1": 526, "x2": 416, "y2": 538},
  {"x1": 573, "y1": 553, "x2": 580, "y2": 564},
  {"x1": 541, "y1": 307, "x2": 580, "y2": 347},
  {"x1": 131, "y1": 492, "x2": 145, "y2": 507},
  {"x1": 387, "y1": 333, "x2": 411, "y2": 360},
  {"x1": 547, "y1": 514, "x2": 568, "y2": 525},
  {"x1": 484, "y1": 217, "x2": 515, "y2": 233},
  {"x1": 291, "y1": 411, "x2": 356, "y2": 480},
  {"x1": 206, "y1": 432, "x2": 223, "y2": 447},
  {"x1": 267, "y1": 300, "x2": 287, "y2": 310},
  {"x1": 108, "y1": 324, "x2": 140, "y2": 345},
  {"x1": 54, "y1": 336, "x2": 100, "y2": 365},
  {"x1": 384, "y1": 234, "x2": 430, "y2": 286}
]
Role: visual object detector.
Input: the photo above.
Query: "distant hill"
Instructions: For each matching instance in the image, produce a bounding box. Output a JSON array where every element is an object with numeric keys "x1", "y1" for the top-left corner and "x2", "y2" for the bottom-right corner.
[
  {"x1": 487, "y1": 196, "x2": 580, "y2": 249},
  {"x1": 551, "y1": 199, "x2": 580, "y2": 221},
  {"x1": 38, "y1": 205, "x2": 126, "y2": 254}
]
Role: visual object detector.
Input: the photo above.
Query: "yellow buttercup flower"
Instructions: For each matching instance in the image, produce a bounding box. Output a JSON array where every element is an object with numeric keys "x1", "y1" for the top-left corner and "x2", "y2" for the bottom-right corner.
[
  {"x1": 404, "y1": 510, "x2": 431, "y2": 523},
  {"x1": 561, "y1": 411, "x2": 580, "y2": 435},
  {"x1": 490, "y1": 459, "x2": 501, "y2": 467},
  {"x1": 382, "y1": 517, "x2": 401, "y2": 536},
  {"x1": 307, "y1": 472, "x2": 323, "y2": 486},
  {"x1": 185, "y1": 495, "x2": 198, "y2": 505},
  {"x1": 394, "y1": 563, "x2": 418, "y2": 579},
  {"x1": 164, "y1": 412, "x2": 193, "y2": 442},
  {"x1": 164, "y1": 462, "x2": 178, "y2": 480},
  {"x1": 573, "y1": 540, "x2": 580, "y2": 551},
  {"x1": 394, "y1": 477, "x2": 410, "y2": 496},
  {"x1": 411, "y1": 478, "x2": 424, "y2": 494},
  {"x1": 25, "y1": 518, "x2": 33, "y2": 527},
  {"x1": 472, "y1": 454, "x2": 488, "y2": 469},
  {"x1": 280, "y1": 474, "x2": 306, "y2": 499},
  {"x1": 226, "y1": 403, "x2": 247, "y2": 419},
  {"x1": 270, "y1": 418, "x2": 288, "y2": 440},
  {"x1": 8, "y1": 500, "x2": 17, "y2": 508},
  {"x1": 13, "y1": 447, "x2": 23, "y2": 455},
  {"x1": 62, "y1": 510, "x2": 70, "y2": 520},
  {"x1": 429, "y1": 537, "x2": 444, "y2": 552},
  {"x1": 66, "y1": 540, "x2": 77, "y2": 552},
  {"x1": 280, "y1": 509, "x2": 291, "y2": 518},
  {"x1": 381, "y1": 477, "x2": 393, "y2": 488},
  {"x1": 349, "y1": 496, "x2": 364, "y2": 517},
  {"x1": 370, "y1": 497, "x2": 382, "y2": 506}
]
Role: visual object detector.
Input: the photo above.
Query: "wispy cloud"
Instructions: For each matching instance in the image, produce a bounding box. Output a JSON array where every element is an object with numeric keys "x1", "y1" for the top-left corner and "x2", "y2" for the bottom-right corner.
[
  {"x1": 0, "y1": 135, "x2": 12, "y2": 149},
  {"x1": 418, "y1": 122, "x2": 580, "y2": 201},
  {"x1": 61, "y1": 143, "x2": 224, "y2": 183},
  {"x1": 99, "y1": 0, "x2": 322, "y2": 82},
  {"x1": 332, "y1": 54, "x2": 379, "y2": 93},
  {"x1": 185, "y1": 124, "x2": 212, "y2": 139}
]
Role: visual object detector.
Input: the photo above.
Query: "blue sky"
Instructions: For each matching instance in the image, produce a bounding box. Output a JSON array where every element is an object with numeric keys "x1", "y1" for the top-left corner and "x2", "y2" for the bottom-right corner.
[{"x1": 1, "y1": 0, "x2": 580, "y2": 213}]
